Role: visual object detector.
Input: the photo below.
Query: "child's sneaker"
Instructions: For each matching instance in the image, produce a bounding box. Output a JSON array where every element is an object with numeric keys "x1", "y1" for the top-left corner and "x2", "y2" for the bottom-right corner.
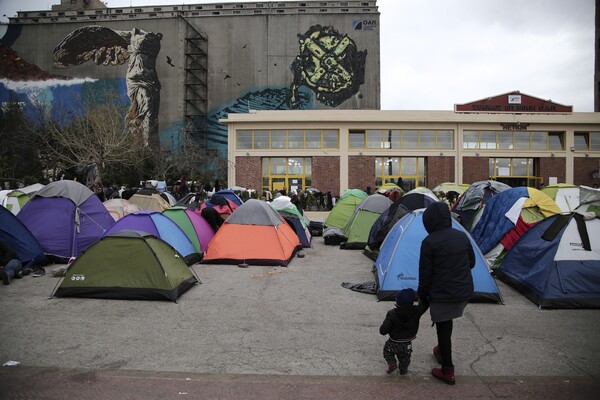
[{"x1": 386, "y1": 364, "x2": 397, "y2": 374}]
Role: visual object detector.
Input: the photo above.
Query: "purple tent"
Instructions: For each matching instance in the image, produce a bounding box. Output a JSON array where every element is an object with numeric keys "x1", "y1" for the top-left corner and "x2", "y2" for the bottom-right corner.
[
  {"x1": 104, "y1": 210, "x2": 201, "y2": 265},
  {"x1": 17, "y1": 180, "x2": 114, "y2": 262}
]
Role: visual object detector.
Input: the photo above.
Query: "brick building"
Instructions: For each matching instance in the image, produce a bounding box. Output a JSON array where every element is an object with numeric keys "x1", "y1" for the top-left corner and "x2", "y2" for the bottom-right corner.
[{"x1": 223, "y1": 91, "x2": 600, "y2": 196}]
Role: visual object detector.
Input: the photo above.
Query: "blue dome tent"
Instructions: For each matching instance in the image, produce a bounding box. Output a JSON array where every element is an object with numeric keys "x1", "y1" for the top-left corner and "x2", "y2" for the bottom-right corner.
[
  {"x1": 497, "y1": 212, "x2": 600, "y2": 309},
  {"x1": 374, "y1": 209, "x2": 502, "y2": 303}
]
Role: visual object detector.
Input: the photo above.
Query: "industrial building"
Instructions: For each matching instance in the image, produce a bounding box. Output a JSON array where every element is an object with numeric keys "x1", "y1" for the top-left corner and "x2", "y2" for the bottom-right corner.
[{"x1": 1, "y1": 0, "x2": 381, "y2": 158}]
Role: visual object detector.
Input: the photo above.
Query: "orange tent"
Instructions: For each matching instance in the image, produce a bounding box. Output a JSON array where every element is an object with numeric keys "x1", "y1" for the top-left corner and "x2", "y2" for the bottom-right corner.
[{"x1": 202, "y1": 199, "x2": 301, "y2": 266}]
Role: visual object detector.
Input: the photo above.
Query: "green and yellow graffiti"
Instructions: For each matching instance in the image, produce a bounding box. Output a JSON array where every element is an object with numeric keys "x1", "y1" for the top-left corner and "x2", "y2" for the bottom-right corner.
[{"x1": 289, "y1": 25, "x2": 367, "y2": 108}]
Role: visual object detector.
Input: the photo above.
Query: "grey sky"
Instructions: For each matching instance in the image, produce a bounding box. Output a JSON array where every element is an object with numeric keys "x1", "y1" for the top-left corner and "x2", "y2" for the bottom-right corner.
[{"x1": 1, "y1": 0, "x2": 595, "y2": 111}]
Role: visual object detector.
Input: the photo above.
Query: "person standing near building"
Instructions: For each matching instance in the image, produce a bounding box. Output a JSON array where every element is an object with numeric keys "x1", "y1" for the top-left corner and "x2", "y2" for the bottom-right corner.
[{"x1": 417, "y1": 202, "x2": 475, "y2": 385}]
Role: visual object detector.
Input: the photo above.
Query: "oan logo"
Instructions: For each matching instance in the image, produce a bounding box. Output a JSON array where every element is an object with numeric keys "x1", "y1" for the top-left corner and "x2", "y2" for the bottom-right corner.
[
  {"x1": 352, "y1": 19, "x2": 377, "y2": 31},
  {"x1": 71, "y1": 274, "x2": 86, "y2": 281}
]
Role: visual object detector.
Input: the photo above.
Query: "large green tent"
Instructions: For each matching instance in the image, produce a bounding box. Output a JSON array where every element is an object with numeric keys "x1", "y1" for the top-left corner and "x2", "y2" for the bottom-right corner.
[
  {"x1": 52, "y1": 230, "x2": 199, "y2": 302},
  {"x1": 324, "y1": 189, "x2": 368, "y2": 229},
  {"x1": 340, "y1": 194, "x2": 392, "y2": 249}
]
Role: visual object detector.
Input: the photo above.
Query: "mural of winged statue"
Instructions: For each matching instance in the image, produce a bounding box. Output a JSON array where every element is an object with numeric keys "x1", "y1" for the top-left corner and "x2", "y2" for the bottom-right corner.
[{"x1": 53, "y1": 25, "x2": 162, "y2": 149}]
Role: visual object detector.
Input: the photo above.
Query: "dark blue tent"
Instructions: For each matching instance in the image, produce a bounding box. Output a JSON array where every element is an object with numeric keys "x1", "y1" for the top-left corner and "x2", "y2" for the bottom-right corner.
[
  {"x1": 214, "y1": 189, "x2": 243, "y2": 206},
  {"x1": 367, "y1": 201, "x2": 410, "y2": 252},
  {"x1": 0, "y1": 205, "x2": 47, "y2": 266},
  {"x1": 399, "y1": 192, "x2": 437, "y2": 211},
  {"x1": 282, "y1": 214, "x2": 311, "y2": 248},
  {"x1": 497, "y1": 213, "x2": 600, "y2": 309}
]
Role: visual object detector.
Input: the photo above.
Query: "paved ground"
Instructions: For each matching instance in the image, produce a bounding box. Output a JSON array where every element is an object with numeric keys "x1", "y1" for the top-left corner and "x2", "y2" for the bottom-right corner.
[{"x1": 1, "y1": 211, "x2": 599, "y2": 399}]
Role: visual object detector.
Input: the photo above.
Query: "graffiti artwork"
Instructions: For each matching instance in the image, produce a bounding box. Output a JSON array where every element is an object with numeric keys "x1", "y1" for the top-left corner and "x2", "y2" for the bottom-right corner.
[
  {"x1": 289, "y1": 25, "x2": 367, "y2": 108},
  {"x1": 206, "y1": 87, "x2": 312, "y2": 152},
  {"x1": 53, "y1": 26, "x2": 162, "y2": 150}
]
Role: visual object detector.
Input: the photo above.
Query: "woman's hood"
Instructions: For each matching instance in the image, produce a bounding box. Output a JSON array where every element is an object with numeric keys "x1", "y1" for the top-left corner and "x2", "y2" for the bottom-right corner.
[{"x1": 422, "y1": 202, "x2": 452, "y2": 233}]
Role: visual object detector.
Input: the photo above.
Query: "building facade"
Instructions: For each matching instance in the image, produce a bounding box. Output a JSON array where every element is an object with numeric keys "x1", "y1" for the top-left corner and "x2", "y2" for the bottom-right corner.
[
  {"x1": 223, "y1": 92, "x2": 600, "y2": 196},
  {"x1": 1, "y1": 0, "x2": 380, "y2": 158}
]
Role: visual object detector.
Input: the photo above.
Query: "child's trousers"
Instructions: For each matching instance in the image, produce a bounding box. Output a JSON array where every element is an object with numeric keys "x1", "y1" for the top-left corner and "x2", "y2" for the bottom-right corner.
[{"x1": 383, "y1": 339, "x2": 412, "y2": 374}]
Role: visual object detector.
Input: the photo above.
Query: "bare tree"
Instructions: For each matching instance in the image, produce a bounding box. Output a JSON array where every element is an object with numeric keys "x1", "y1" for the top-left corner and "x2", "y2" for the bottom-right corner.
[
  {"x1": 176, "y1": 128, "x2": 228, "y2": 186},
  {"x1": 33, "y1": 94, "x2": 148, "y2": 194}
]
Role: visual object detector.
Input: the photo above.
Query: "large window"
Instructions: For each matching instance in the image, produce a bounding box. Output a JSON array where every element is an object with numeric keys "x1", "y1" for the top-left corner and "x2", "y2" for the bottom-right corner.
[
  {"x1": 261, "y1": 157, "x2": 312, "y2": 192},
  {"x1": 464, "y1": 130, "x2": 564, "y2": 151},
  {"x1": 489, "y1": 158, "x2": 542, "y2": 188},
  {"x1": 351, "y1": 129, "x2": 453, "y2": 149},
  {"x1": 574, "y1": 132, "x2": 600, "y2": 151},
  {"x1": 375, "y1": 157, "x2": 426, "y2": 190},
  {"x1": 237, "y1": 129, "x2": 339, "y2": 150}
]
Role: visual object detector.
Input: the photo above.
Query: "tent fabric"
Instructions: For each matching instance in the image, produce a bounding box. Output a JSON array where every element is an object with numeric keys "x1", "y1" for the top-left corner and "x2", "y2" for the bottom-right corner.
[
  {"x1": 53, "y1": 230, "x2": 198, "y2": 302},
  {"x1": 576, "y1": 201, "x2": 600, "y2": 217},
  {"x1": 432, "y1": 182, "x2": 468, "y2": 196},
  {"x1": 323, "y1": 226, "x2": 346, "y2": 246},
  {"x1": 20, "y1": 183, "x2": 45, "y2": 194},
  {"x1": 160, "y1": 192, "x2": 177, "y2": 206},
  {"x1": 29, "y1": 180, "x2": 93, "y2": 206},
  {"x1": 103, "y1": 198, "x2": 142, "y2": 221},
  {"x1": 281, "y1": 213, "x2": 312, "y2": 248},
  {"x1": 200, "y1": 195, "x2": 238, "y2": 219},
  {"x1": 541, "y1": 184, "x2": 580, "y2": 212},
  {"x1": 497, "y1": 213, "x2": 600, "y2": 308},
  {"x1": 0, "y1": 205, "x2": 47, "y2": 266},
  {"x1": 227, "y1": 198, "x2": 283, "y2": 226},
  {"x1": 104, "y1": 210, "x2": 201, "y2": 265},
  {"x1": 527, "y1": 188, "x2": 562, "y2": 218},
  {"x1": 452, "y1": 180, "x2": 511, "y2": 230},
  {"x1": 376, "y1": 182, "x2": 402, "y2": 194},
  {"x1": 404, "y1": 187, "x2": 439, "y2": 201},
  {"x1": 270, "y1": 196, "x2": 306, "y2": 225},
  {"x1": 270, "y1": 197, "x2": 312, "y2": 247},
  {"x1": 17, "y1": 180, "x2": 114, "y2": 262},
  {"x1": 0, "y1": 190, "x2": 32, "y2": 215},
  {"x1": 471, "y1": 187, "x2": 560, "y2": 255},
  {"x1": 374, "y1": 209, "x2": 502, "y2": 303},
  {"x1": 432, "y1": 182, "x2": 468, "y2": 207},
  {"x1": 579, "y1": 185, "x2": 600, "y2": 205},
  {"x1": 128, "y1": 193, "x2": 171, "y2": 212},
  {"x1": 366, "y1": 201, "x2": 410, "y2": 253},
  {"x1": 398, "y1": 192, "x2": 437, "y2": 211},
  {"x1": 540, "y1": 184, "x2": 600, "y2": 214},
  {"x1": 214, "y1": 189, "x2": 244, "y2": 206},
  {"x1": 163, "y1": 206, "x2": 215, "y2": 254},
  {"x1": 202, "y1": 199, "x2": 301, "y2": 266},
  {"x1": 340, "y1": 194, "x2": 392, "y2": 250},
  {"x1": 324, "y1": 189, "x2": 368, "y2": 229}
]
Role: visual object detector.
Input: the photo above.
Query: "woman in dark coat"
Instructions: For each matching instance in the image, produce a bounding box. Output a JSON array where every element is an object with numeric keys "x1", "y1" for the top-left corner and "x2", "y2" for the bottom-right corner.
[{"x1": 417, "y1": 202, "x2": 475, "y2": 385}]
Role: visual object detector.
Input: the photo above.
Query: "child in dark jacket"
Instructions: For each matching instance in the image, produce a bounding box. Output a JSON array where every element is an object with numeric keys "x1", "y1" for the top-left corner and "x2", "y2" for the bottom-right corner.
[{"x1": 379, "y1": 288, "x2": 429, "y2": 375}]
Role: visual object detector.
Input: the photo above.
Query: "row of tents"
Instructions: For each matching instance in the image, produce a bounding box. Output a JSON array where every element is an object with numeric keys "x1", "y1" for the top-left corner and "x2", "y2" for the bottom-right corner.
[
  {"x1": 322, "y1": 181, "x2": 600, "y2": 309},
  {"x1": 1, "y1": 180, "x2": 312, "y2": 302},
  {"x1": 3, "y1": 178, "x2": 599, "y2": 308}
]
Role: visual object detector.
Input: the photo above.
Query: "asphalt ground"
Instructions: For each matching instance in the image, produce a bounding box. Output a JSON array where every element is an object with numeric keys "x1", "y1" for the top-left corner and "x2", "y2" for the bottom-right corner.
[{"x1": 1, "y1": 212, "x2": 599, "y2": 399}]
